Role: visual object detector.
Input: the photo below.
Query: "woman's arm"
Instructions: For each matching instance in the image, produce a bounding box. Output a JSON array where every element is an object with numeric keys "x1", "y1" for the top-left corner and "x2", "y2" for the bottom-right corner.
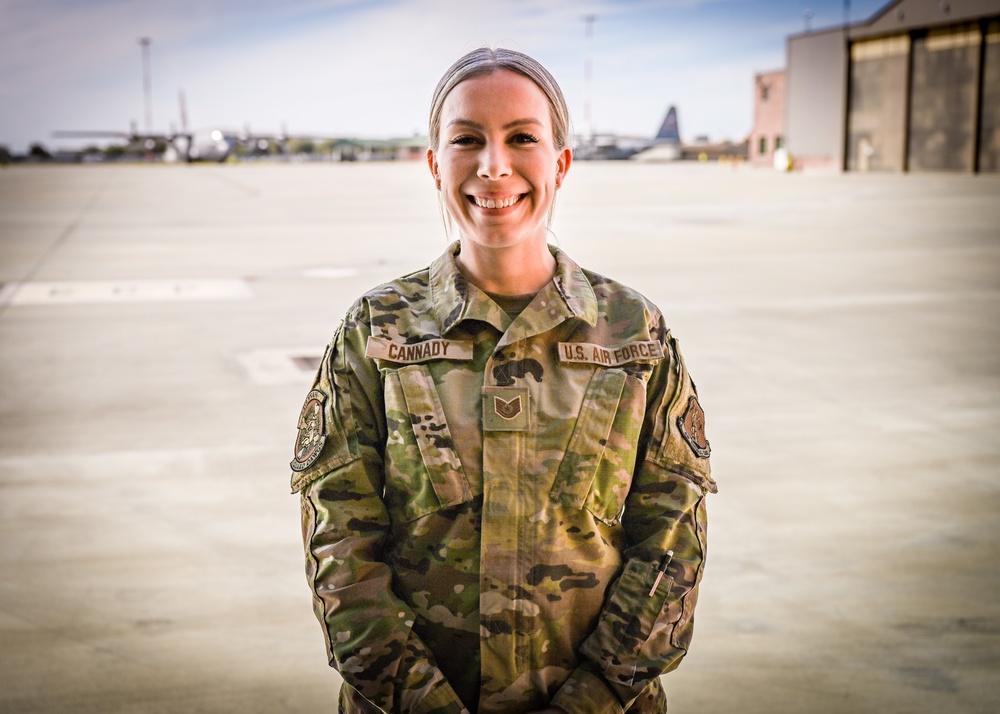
[
  {"x1": 293, "y1": 307, "x2": 469, "y2": 714},
  {"x1": 551, "y1": 330, "x2": 716, "y2": 714}
]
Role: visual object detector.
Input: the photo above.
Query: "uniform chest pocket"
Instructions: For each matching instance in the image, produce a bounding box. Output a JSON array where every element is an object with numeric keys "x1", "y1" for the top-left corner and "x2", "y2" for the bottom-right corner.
[
  {"x1": 383, "y1": 365, "x2": 475, "y2": 522},
  {"x1": 550, "y1": 367, "x2": 648, "y2": 524}
]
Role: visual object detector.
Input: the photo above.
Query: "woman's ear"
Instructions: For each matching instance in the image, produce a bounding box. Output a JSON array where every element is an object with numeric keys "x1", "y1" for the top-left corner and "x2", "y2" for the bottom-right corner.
[
  {"x1": 427, "y1": 148, "x2": 441, "y2": 190},
  {"x1": 555, "y1": 146, "x2": 572, "y2": 189}
]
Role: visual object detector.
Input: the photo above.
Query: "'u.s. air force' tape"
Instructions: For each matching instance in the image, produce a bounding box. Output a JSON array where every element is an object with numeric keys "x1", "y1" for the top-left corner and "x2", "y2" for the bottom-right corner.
[
  {"x1": 365, "y1": 336, "x2": 474, "y2": 364},
  {"x1": 557, "y1": 340, "x2": 664, "y2": 367}
]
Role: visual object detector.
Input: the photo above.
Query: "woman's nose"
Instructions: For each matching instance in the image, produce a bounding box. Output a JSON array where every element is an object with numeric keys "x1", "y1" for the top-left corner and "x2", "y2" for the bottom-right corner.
[{"x1": 478, "y1": 143, "x2": 512, "y2": 180}]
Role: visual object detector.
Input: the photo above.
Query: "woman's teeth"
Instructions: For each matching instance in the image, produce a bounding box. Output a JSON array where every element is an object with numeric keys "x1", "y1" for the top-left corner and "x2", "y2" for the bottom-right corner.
[{"x1": 473, "y1": 195, "x2": 521, "y2": 209}]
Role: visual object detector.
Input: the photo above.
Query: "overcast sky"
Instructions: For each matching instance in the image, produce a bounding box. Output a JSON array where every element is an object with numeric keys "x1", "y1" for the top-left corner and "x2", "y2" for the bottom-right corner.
[{"x1": 1, "y1": 0, "x2": 888, "y2": 153}]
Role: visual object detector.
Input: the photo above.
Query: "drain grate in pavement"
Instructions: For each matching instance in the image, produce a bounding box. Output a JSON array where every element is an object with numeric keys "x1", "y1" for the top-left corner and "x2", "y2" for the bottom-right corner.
[
  {"x1": 237, "y1": 348, "x2": 324, "y2": 385},
  {"x1": 290, "y1": 355, "x2": 323, "y2": 372}
]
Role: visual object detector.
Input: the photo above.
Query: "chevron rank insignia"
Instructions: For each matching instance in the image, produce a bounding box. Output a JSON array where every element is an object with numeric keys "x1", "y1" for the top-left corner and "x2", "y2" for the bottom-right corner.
[
  {"x1": 483, "y1": 386, "x2": 530, "y2": 431},
  {"x1": 494, "y1": 395, "x2": 522, "y2": 419}
]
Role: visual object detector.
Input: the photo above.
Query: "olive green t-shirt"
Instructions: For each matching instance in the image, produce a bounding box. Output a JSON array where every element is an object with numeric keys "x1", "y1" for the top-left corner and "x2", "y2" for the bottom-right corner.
[{"x1": 484, "y1": 290, "x2": 536, "y2": 319}]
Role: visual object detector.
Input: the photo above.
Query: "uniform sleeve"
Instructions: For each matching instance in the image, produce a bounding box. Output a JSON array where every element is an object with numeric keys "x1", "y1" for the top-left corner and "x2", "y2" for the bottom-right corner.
[
  {"x1": 551, "y1": 327, "x2": 716, "y2": 714},
  {"x1": 290, "y1": 304, "x2": 469, "y2": 714}
]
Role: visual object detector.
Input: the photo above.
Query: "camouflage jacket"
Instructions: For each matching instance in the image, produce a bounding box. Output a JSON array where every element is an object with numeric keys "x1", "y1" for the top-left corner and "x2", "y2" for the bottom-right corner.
[{"x1": 291, "y1": 242, "x2": 716, "y2": 714}]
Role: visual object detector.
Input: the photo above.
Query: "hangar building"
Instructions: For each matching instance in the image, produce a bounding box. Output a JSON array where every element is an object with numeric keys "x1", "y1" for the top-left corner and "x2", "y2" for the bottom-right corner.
[{"x1": 785, "y1": 0, "x2": 1000, "y2": 172}]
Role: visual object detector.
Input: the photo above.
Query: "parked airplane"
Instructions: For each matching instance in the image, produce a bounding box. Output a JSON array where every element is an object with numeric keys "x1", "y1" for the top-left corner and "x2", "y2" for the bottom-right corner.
[
  {"x1": 51, "y1": 92, "x2": 427, "y2": 162},
  {"x1": 574, "y1": 105, "x2": 683, "y2": 160},
  {"x1": 52, "y1": 91, "x2": 289, "y2": 162}
]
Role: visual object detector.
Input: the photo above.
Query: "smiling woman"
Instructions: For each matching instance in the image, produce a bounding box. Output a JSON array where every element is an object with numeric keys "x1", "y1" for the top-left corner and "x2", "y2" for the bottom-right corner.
[{"x1": 290, "y1": 47, "x2": 716, "y2": 714}]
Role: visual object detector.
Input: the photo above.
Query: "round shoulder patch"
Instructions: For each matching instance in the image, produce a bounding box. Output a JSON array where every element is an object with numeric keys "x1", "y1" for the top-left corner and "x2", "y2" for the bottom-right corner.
[
  {"x1": 677, "y1": 395, "x2": 711, "y2": 459},
  {"x1": 290, "y1": 389, "x2": 328, "y2": 472}
]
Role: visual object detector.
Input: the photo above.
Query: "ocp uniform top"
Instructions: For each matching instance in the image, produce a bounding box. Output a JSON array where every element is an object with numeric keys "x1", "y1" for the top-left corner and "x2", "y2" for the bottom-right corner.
[{"x1": 291, "y1": 241, "x2": 716, "y2": 714}]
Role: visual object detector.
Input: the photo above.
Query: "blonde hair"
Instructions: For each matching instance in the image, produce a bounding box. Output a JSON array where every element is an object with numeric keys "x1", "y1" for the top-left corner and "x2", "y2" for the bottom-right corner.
[{"x1": 428, "y1": 47, "x2": 571, "y2": 151}]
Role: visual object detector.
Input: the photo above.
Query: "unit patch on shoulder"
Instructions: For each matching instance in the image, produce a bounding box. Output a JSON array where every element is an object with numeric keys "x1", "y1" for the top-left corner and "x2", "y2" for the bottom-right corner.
[
  {"x1": 290, "y1": 389, "x2": 328, "y2": 472},
  {"x1": 677, "y1": 395, "x2": 711, "y2": 458}
]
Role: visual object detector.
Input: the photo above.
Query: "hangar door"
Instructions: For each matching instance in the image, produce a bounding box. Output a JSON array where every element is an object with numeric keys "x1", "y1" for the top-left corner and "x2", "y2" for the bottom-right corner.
[
  {"x1": 847, "y1": 35, "x2": 909, "y2": 172},
  {"x1": 979, "y1": 21, "x2": 1000, "y2": 172},
  {"x1": 908, "y1": 24, "x2": 981, "y2": 172}
]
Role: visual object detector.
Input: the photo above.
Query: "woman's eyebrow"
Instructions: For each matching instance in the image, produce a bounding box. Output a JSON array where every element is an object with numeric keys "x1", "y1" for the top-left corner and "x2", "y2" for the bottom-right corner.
[{"x1": 446, "y1": 118, "x2": 544, "y2": 130}]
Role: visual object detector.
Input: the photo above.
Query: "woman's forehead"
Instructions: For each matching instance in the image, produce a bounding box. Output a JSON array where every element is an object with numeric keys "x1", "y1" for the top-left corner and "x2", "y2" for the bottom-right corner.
[{"x1": 441, "y1": 70, "x2": 550, "y2": 122}]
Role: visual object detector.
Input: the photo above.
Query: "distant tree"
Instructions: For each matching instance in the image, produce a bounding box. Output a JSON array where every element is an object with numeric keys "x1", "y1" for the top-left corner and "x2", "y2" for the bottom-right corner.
[
  {"x1": 29, "y1": 143, "x2": 51, "y2": 159},
  {"x1": 0, "y1": 144, "x2": 10, "y2": 165},
  {"x1": 104, "y1": 144, "x2": 127, "y2": 159},
  {"x1": 289, "y1": 138, "x2": 315, "y2": 155}
]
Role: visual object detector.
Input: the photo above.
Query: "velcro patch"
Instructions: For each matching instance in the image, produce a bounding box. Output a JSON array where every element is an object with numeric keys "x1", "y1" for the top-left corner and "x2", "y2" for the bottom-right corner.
[
  {"x1": 483, "y1": 386, "x2": 530, "y2": 432},
  {"x1": 495, "y1": 395, "x2": 522, "y2": 419},
  {"x1": 677, "y1": 395, "x2": 711, "y2": 458},
  {"x1": 365, "y1": 336, "x2": 474, "y2": 364},
  {"x1": 558, "y1": 340, "x2": 664, "y2": 367},
  {"x1": 290, "y1": 389, "x2": 328, "y2": 472}
]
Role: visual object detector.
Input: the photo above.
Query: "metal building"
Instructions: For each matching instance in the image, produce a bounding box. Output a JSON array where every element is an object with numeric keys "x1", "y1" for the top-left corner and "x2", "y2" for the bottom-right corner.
[{"x1": 786, "y1": 0, "x2": 1000, "y2": 172}]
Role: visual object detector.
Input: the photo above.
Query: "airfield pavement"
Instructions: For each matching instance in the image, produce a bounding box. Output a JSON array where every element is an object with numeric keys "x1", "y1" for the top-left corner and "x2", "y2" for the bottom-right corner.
[{"x1": 0, "y1": 160, "x2": 998, "y2": 714}]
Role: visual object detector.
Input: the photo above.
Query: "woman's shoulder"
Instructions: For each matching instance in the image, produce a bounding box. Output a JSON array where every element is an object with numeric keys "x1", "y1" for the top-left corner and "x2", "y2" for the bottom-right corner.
[
  {"x1": 552, "y1": 246, "x2": 664, "y2": 323},
  {"x1": 579, "y1": 266, "x2": 664, "y2": 321},
  {"x1": 341, "y1": 264, "x2": 437, "y2": 335}
]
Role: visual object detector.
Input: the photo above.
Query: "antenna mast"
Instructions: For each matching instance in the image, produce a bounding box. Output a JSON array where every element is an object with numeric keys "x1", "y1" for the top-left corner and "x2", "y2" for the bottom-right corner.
[
  {"x1": 583, "y1": 14, "x2": 596, "y2": 141},
  {"x1": 139, "y1": 37, "x2": 153, "y2": 133}
]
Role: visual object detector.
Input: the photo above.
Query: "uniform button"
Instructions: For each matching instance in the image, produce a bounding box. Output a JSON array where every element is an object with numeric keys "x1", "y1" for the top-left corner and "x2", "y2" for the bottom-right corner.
[{"x1": 540, "y1": 300, "x2": 547, "y2": 307}]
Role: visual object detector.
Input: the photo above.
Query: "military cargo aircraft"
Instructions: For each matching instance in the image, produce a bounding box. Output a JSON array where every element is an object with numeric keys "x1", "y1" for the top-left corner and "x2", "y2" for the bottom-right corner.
[
  {"x1": 574, "y1": 106, "x2": 682, "y2": 160},
  {"x1": 52, "y1": 91, "x2": 295, "y2": 162}
]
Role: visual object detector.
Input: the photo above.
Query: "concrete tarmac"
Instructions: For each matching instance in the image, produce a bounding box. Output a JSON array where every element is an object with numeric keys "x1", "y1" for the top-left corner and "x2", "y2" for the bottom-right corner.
[{"x1": 1, "y1": 162, "x2": 998, "y2": 713}]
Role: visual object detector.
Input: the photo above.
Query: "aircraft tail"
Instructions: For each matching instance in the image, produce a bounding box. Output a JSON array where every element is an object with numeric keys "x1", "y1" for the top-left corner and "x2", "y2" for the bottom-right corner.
[{"x1": 655, "y1": 106, "x2": 680, "y2": 143}]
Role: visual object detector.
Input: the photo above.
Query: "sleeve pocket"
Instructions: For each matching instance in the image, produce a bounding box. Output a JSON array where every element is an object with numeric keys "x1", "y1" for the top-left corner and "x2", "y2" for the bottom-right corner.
[{"x1": 579, "y1": 558, "x2": 682, "y2": 687}]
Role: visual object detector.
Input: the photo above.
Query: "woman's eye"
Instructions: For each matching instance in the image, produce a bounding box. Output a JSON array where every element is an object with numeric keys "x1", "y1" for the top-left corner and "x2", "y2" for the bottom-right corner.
[
  {"x1": 449, "y1": 135, "x2": 480, "y2": 146},
  {"x1": 511, "y1": 133, "x2": 539, "y2": 144}
]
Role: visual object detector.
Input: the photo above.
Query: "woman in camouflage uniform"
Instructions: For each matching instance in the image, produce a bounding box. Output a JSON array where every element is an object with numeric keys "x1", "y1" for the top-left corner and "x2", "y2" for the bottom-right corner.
[{"x1": 291, "y1": 48, "x2": 716, "y2": 714}]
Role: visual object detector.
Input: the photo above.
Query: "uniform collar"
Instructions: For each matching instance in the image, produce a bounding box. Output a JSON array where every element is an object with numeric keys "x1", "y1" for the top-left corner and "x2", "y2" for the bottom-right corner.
[{"x1": 429, "y1": 241, "x2": 598, "y2": 338}]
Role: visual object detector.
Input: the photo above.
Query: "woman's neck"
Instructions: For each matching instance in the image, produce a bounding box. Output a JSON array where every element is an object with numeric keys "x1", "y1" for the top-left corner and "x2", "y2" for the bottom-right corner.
[{"x1": 455, "y1": 237, "x2": 556, "y2": 296}]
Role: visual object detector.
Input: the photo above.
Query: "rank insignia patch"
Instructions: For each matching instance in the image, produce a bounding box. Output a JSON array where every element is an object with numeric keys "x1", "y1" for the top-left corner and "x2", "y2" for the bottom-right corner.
[
  {"x1": 677, "y1": 395, "x2": 711, "y2": 458},
  {"x1": 482, "y1": 386, "x2": 530, "y2": 432},
  {"x1": 291, "y1": 389, "x2": 328, "y2": 472},
  {"x1": 494, "y1": 395, "x2": 522, "y2": 420}
]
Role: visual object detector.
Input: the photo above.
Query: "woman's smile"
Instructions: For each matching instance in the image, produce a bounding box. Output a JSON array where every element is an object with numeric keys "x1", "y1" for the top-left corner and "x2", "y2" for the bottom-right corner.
[{"x1": 470, "y1": 193, "x2": 525, "y2": 210}]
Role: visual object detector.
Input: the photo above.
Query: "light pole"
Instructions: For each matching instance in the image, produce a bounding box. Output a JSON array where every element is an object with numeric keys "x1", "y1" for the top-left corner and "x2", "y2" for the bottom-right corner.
[
  {"x1": 583, "y1": 14, "x2": 596, "y2": 143},
  {"x1": 138, "y1": 37, "x2": 152, "y2": 134}
]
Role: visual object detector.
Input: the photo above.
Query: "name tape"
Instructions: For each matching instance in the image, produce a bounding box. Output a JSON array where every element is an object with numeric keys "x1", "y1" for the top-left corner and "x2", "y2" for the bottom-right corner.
[
  {"x1": 365, "y1": 336, "x2": 474, "y2": 364},
  {"x1": 558, "y1": 340, "x2": 664, "y2": 367}
]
